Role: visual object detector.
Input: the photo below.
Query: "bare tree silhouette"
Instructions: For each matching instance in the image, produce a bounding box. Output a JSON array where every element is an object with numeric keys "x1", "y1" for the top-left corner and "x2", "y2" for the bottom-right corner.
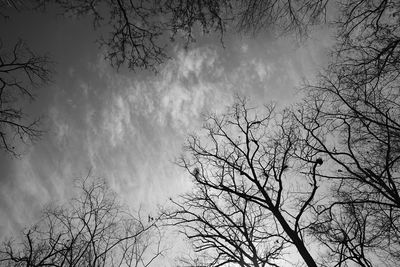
[
  {"x1": 0, "y1": 39, "x2": 51, "y2": 157},
  {"x1": 167, "y1": 97, "x2": 325, "y2": 267},
  {"x1": 0, "y1": 178, "x2": 164, "y2": 267},
  {"x1": 297, "y1": 63, "x2": 400, "y2": 265},
  {"x1": 294, "y1": 2, "x2": 400, "y2": 264}
]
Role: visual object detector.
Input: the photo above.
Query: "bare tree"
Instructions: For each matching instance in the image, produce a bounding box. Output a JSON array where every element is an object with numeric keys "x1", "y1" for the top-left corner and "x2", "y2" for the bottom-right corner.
[
  {"x1": 0, "y1": 39, "x2": 51, "y2": 157},
  {"x1": 297, "y1": 66, "x2": 400, "y2": 265},
  {"x1": 295, "y1": 1, "x2": 400, "y2": 263},
  {"x1": 168, "y1": 97, "x2": 325, "y2": 267},
  {"x1": 0, "y1": 178, "x2": 164, "y2": 267}
]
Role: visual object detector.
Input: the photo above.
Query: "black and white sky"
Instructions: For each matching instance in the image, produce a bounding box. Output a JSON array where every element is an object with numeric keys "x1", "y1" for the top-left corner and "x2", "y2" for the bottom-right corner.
[{"x1": 0, "y1": 4, "x2": 333, "y2": 246}]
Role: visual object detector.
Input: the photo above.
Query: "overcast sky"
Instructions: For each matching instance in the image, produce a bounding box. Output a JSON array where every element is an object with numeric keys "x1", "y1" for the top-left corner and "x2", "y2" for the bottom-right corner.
[{"x1": 0, "y1": 5, "x2": 333, "y2": 252}]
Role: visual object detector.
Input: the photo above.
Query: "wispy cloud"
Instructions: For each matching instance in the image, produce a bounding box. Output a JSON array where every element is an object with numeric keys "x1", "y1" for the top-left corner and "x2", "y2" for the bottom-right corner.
[{"x1": 0, "y1": 31, "x2": 332, "y2": 240}]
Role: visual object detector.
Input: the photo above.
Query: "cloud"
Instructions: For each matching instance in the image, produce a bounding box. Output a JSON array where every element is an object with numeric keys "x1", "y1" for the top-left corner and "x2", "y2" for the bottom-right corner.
[
  {"x1": 49, "y1": 106, "x2": 70, "y2": 145},
  {"x1": 0, "y1": 31, "x2": 333, "y2": 243},
  {"x1": 156, "y1": 48, "x2": 224, "y2": 130},
  {"x1": 102, "y1": 94, "x2": 132, "y2": 147},
  {"x1": 47, "y1": 41, "x2": 324, "y2": 210},
  {"x1": 253, "y1": 59, "x2": 272, "y2": 81},
  {"x1": 49, "y1": 46, "x2": 236, "y2": 212}
]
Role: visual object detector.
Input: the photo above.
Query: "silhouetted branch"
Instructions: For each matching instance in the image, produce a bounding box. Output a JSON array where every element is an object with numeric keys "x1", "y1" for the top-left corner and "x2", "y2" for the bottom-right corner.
[
  {"x1": 34, "y1": 0, "x2": 331, "y2": 71},
  {"x1": 0, "y1": 39, "x2": 51, "y2": 156},
  {"x1": 297, "y1": 2, "x2": 400, "y2": 261},
  {"x1": 0, "y1": 178, "x2": 165, "y2": 267},
  {"x1": 168, "y1": 97, "x2": 323, "y2": 267}
]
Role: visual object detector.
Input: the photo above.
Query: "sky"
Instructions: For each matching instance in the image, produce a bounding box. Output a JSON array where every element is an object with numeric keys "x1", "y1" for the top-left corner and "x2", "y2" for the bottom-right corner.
[{"x1": 0, "y1": 5, "x2": 334, "y2": 263}]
